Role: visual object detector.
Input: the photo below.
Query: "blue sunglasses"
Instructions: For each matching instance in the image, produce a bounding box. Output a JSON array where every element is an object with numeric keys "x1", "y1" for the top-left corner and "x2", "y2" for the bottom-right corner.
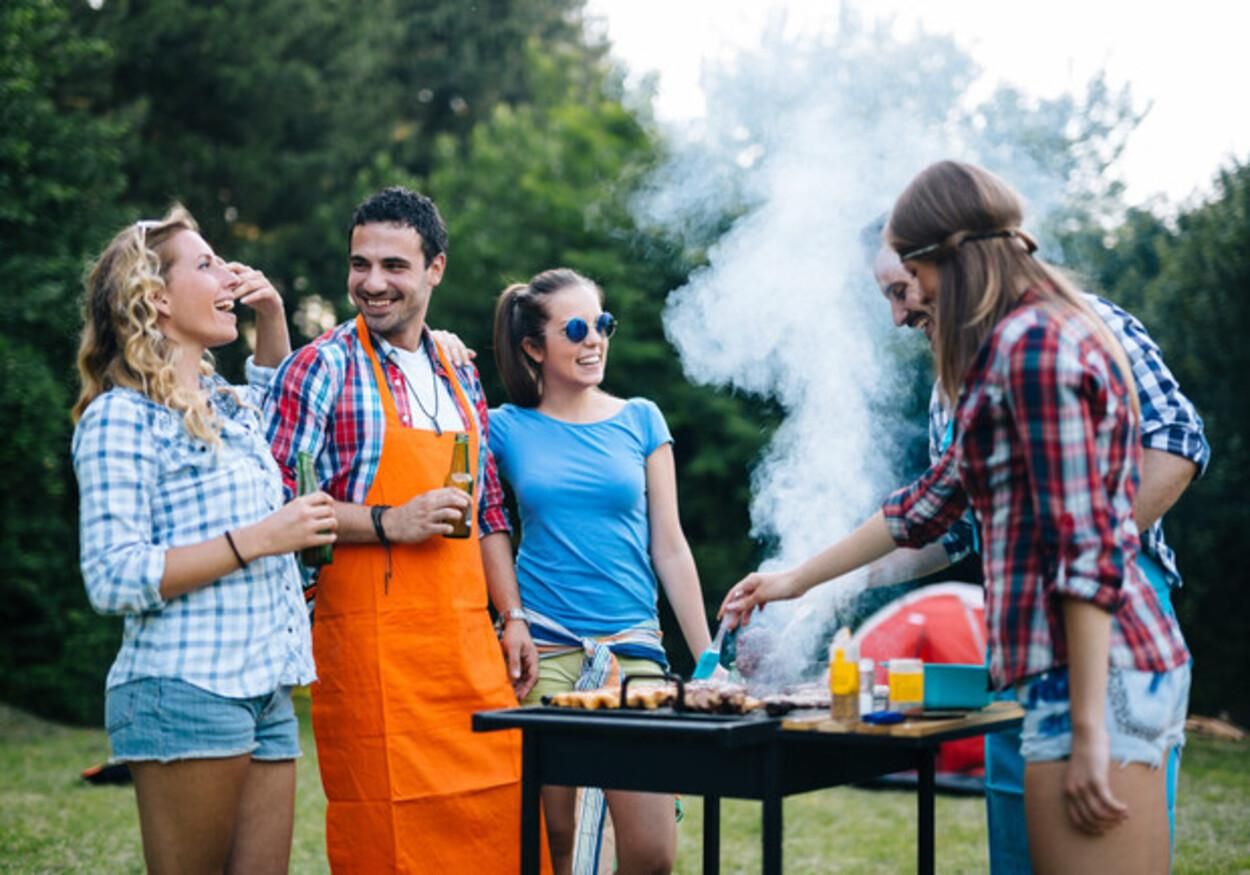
[{"x1": 560, "y1": 312, "x2": 617, "y2": 343}]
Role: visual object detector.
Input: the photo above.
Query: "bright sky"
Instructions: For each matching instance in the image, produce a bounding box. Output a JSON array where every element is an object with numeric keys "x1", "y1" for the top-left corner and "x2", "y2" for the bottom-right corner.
[{"x1": 585, "y1": 0, "x2": 1250, "y2": 207}]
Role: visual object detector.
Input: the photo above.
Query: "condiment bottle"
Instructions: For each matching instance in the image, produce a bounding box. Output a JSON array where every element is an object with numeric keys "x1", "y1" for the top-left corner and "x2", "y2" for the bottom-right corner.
[
  {"x1": 828, "y1": 627, "x2": 859, "y2": 722},
  {"x1": 858, "y1": 658, "x2": 875, "y2": 717},
  {"x1": 444, "y1": 433, "x2": 473, "y2": 539},
  {"x1": 888, "y1": 657, "x2": 924, "y2": 714},
  {"x1": 296, "y1": 451, "x2": 333, "y2": 566}
]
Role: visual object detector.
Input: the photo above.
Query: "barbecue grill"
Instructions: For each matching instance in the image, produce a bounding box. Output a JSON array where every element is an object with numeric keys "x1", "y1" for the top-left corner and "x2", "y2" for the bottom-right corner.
[{"x1": 474, "y1": 691, "x2": 1022, "y2": 874}]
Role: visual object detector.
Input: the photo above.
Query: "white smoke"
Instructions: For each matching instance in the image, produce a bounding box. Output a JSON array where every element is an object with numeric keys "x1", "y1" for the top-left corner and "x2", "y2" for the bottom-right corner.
[{"x1": 636, "y1": 8, "x2": 1126, "y2": 688}]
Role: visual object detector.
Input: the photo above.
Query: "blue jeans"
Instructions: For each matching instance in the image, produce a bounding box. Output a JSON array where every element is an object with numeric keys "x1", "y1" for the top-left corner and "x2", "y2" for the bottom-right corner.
[{"x1": 984, "y1": 552, "x2": 1183, "y2": 873}]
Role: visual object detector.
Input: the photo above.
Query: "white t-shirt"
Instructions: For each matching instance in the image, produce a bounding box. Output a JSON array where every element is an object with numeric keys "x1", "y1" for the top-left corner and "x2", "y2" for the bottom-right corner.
[{"x1": 391, "y1": 346, "x2": 465, "y2": 433}]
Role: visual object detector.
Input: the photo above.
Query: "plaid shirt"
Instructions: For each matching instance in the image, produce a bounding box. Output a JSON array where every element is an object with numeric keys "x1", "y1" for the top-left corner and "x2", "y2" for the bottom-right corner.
[
  {"x1": 886, "y1": 291, "x2": 1190, "y2": 688},
  {"x1": 928, "y1": 294, "x2": 1210, "y2": 589},
  {"x1": 264, "y1": 319, "x2": 509, "y2": 533},
  {"x1": 73, "y1": 361, "x2": 315, "y2": 698}
]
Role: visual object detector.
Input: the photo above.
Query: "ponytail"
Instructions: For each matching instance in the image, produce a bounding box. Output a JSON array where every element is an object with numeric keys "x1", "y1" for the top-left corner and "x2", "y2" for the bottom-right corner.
[{"x1": 493, "y1": 283, "x2": 543, "y2": 407}]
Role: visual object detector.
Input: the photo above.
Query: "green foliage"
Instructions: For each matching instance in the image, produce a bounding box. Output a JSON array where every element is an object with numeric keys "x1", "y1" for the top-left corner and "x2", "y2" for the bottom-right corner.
[
  {"x1": 3, "y1": 0, "x2": 1246, "y2": 722},
  {"x1": 0, "y1": 0, "x2": 129, "y2": 725},
  {"x1": 1060, "y1": 163, "x2": 1250, "y2": 724},
  {"x1": 3, "y1": 699, "x2": 1247, "y2": 872}
]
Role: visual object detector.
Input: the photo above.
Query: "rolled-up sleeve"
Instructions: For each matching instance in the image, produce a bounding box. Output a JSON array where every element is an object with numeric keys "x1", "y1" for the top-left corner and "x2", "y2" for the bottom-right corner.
[
  {"x1": 72, "y1": 395, "x2": 166, "y2": 615},
  {"x1": 1111, "y1": 300, "x2": 1211, "y2": 475},
  {"x1": 265, "y1": 346, "x2": 336, "y2": 500},
  {"x1": 1007, "y1": 325, "x2": 1126, "y2": 612},
  {"x1": 462, "y1": 364, "x2": 511, "y2": 536},
  {"x1": 882, "y1": 441, "x2": 970, "y2": 549},
  {"x1": 242, "y1": 355, "x2": 279, "y2": 407}
]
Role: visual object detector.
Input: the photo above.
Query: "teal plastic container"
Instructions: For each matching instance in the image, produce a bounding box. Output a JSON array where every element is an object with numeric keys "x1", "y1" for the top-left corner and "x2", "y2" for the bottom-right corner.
[{"x1": 922, "y1": 663, "x2": 989, "y2": 710}]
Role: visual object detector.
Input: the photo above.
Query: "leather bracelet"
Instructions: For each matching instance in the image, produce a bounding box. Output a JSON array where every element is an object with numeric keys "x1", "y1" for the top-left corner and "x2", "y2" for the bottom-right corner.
[
  {"x1": 371, "y1": 504, "x2": 392, "y2": 548},
  {"x1": 223, "y1": 530, "x2": 248, "y2": 569}
]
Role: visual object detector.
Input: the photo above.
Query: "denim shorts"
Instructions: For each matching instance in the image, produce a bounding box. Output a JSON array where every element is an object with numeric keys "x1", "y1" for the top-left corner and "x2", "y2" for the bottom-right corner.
[
  {"x1": 1014, "y1": 662, "x2": 1190, "y2": 767},
  {"x1": 106, "y1": 677, "x2": 301, "y2": 764}
]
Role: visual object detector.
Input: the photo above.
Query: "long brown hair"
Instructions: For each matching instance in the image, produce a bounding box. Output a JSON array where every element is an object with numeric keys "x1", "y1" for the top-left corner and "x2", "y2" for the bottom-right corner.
[
  {"x1": 73, "y1": 205, "x2": 223, "y2": 444},
  {"x1": 886, "y1": 161, "x2": 1136, "y2": 413},
  {"x1": 492, "y1": 268, "x2": 603, "y2": 407}
]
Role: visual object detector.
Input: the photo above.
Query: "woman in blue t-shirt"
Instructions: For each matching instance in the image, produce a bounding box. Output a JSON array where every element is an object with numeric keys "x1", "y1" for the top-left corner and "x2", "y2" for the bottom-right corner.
[{"x1": 491, "y1": 267, "x2": 714, "y2": 875}]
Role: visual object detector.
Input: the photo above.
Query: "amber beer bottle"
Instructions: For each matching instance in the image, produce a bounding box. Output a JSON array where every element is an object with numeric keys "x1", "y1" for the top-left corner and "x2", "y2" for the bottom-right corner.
[
  {"x1": 296, "y1": 451, "x2": 333, "y2": 566},
  {"x1": 444, "y1": 433, "x2": 473, "y2": 539}
]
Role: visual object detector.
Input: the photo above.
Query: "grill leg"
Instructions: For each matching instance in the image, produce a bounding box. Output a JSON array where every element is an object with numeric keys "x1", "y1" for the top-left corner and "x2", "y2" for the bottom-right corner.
[
  {"x1": 917, "y1": 748, "x2": 936, "y2": 875},
  {"x1": 703, "y1": 795, "x2": 720, "y2": 875},
  {"x1": 521, "y1": 732, "x2": 541, "y2": 875},
  {"x1": 762, "y1": 744, "x2": 782, "y2": 875}
]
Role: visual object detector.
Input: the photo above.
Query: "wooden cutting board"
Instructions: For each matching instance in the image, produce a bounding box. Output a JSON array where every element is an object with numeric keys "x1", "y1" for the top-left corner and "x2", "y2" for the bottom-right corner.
[{"x1": 781, "y1": 699, "x2": 1023, "y2": 737}]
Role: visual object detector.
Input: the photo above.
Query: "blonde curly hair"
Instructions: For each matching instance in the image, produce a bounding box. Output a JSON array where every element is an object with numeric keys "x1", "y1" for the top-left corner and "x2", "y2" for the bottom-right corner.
[{"x1": 73, "y1": 204, "x2": 223, "y2": 445}]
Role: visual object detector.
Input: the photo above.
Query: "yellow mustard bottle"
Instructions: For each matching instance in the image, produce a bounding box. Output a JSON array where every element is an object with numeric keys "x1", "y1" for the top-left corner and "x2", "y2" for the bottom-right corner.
[{"x1": 829, "y1": 627, "x2": 860, "y2": 722}]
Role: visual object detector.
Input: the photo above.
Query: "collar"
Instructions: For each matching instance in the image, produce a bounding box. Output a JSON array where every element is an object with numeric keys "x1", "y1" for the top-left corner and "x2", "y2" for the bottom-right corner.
[{"x1": 369, "y1": 327, "x2": 450, "y2": 380}]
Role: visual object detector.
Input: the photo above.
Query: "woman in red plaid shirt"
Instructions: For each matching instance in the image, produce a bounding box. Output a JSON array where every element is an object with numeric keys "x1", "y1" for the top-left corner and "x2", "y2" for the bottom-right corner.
[{"x1": 723, "y1": 161, "x2": 1189, "y2": 874}]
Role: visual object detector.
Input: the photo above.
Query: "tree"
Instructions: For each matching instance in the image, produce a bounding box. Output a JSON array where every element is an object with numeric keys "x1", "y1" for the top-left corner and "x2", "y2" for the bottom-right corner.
[
  {"x1": 0, "y1": 0, "x2": 129, "y2": 723},
  {"x1": 1066, "y1": 164, "x2": 1250, "y2": 723}
]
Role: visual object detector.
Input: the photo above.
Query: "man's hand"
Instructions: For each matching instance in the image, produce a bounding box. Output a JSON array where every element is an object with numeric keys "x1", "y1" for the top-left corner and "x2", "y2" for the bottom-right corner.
[
  {"x1": 382, "y1": 488, "x2": 473, "y2": 543},
  {"x1": 500, "y1": 619, "x2": 538, "y2": 700},
  {"x1": 430, "y1": 329, "x2": 477, "y2": 368}
]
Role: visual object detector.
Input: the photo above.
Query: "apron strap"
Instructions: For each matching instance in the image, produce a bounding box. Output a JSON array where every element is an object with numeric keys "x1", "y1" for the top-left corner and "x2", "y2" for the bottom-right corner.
[{"x1": 354, "y1": 315, "x2": 480, "y2": 480}]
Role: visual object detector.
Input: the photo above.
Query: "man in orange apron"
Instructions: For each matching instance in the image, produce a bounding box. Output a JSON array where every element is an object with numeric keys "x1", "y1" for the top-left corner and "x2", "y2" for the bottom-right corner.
[{"x1": 266, "y1": 186, "x2": 541, "y2": 872}]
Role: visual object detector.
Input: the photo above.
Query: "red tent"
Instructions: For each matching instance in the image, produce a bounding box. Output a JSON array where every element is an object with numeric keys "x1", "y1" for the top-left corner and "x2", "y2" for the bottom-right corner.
[{"x1": 849, "y1": 582, "x2": 988, "y2": 776}]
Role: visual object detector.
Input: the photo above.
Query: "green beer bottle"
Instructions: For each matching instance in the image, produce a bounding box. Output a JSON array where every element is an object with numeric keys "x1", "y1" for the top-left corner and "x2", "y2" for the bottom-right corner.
[
  {"x1": 296, "y1": 451, "x2": 333, "y2": 566},
  {"x1": 444, "y1": 433, "x2": 473, "y2": 539}
]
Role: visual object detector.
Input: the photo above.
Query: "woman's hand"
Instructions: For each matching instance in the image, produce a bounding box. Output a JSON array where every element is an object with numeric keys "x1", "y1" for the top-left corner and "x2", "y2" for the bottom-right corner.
[
  {"x1": 226, "y1": 261, "x2": 284, "y2": 319},
  {"x1": 718, "y1": 569, "x2": 801, "y2": 629},
  {"x1": 1064, "y1": 726, "x2": 1128, "y2": 834},
  {"x1": 430, "y1": 329, "x2": 476, "y2": 367},
  {"x1": 238, "y1": 491, "x2": 338, "y2": 560},
  {"x1": 500, "y1": 620, "x2": 539, "y2": 701}
]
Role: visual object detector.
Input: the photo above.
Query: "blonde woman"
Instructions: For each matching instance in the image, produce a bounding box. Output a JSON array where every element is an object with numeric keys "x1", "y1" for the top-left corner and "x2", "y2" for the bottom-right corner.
[
  {"x1": 72, "y1": 206, "x2": 336, "y2": 875},
  {"x1": 724, "y1": 162, "x2": 1189, "y2": 875}
]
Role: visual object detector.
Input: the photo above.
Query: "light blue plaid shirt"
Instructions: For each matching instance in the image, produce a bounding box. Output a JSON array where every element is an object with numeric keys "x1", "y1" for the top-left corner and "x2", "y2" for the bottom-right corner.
[
  {"x1": 928, "y1": 294, "x2": 1210, "y2": 589},
  {"x1": 73, "y1": 360, "x2": 315, "y2": 698}
]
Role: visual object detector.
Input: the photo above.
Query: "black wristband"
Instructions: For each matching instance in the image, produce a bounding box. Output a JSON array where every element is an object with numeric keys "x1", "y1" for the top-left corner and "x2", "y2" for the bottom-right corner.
[
  {"x1": 223, "y1": 530, "x2": 248, "y2": 569},
  {"x1": 371, "y1": 504, "x2": 392, "y2": 548}
]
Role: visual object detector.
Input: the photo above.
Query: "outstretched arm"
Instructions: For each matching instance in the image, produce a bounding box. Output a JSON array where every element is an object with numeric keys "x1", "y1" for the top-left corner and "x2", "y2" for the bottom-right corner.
[
  {"x1": 647, "y1": 444, "x2": 713, "y2": 657},
  {"x1": 720, "y1": 511, "x2": 896, "y2": 627}
]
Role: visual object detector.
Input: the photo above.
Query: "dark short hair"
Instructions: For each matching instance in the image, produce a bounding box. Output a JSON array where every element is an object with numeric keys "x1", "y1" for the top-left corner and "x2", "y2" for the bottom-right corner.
[{"x1": 348, "y1": 186, "x2": 448, "y2": 265}]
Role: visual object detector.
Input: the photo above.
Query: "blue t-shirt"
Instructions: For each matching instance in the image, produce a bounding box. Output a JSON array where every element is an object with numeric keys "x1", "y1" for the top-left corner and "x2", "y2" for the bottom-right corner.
[{"x1": 488, "y1": 398, "x2": 673, "y2": 637}]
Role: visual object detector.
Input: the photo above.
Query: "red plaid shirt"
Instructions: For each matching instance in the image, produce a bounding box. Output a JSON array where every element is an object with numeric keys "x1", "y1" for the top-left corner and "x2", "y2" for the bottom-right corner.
[
  {"x1": 883, "y1": 290, "x2": 1189, "y2": 689},
  {"x1": 265, "y1": 319, "x2": 510, "y2": 535}
]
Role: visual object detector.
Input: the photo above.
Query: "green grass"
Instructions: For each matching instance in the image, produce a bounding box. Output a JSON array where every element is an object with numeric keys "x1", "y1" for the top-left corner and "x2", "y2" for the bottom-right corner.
[{"x1": 2, "y1": 699, "x2": 1247, "y2": 873}]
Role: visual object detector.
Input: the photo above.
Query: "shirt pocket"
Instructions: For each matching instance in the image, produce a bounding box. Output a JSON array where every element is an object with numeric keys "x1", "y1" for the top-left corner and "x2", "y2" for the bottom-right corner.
[{"x1": 150, "y1": 435, "x2": 234, "y2": 531}]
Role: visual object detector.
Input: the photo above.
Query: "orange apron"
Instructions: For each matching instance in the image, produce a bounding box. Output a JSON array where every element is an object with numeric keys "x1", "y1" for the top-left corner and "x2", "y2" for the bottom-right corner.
[{"x1": 311, "y1": 317, "x2": 525, "y2": 873}]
